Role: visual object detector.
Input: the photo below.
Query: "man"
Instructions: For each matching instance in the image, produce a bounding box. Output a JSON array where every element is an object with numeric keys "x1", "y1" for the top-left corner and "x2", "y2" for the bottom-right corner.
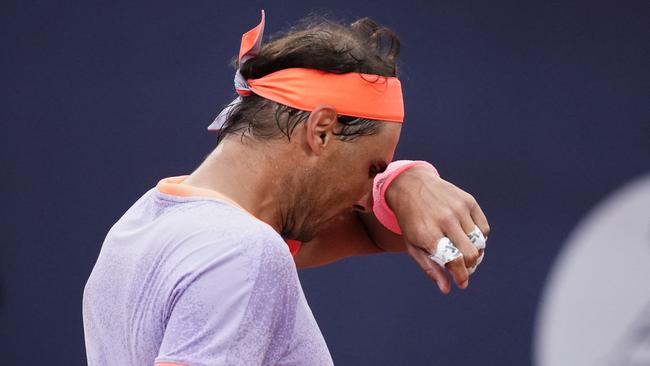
[{"x1": 83, "y1": 11, "x2": 489, "y2": 366}]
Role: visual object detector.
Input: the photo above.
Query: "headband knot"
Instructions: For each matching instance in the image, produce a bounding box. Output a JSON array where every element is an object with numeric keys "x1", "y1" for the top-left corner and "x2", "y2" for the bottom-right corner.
[{"x1": 208, "y1": 10, "x2": 404, "y2": 131}]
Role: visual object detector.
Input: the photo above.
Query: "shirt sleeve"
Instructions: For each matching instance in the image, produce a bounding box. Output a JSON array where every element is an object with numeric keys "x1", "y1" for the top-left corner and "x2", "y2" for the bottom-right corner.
[{"x1": 155, "y1": 232, "x2": 300, "y2": 366}]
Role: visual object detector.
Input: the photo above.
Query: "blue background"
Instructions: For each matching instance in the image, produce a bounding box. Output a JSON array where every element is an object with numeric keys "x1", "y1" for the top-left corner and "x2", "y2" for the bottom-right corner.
[{"x1": 1, "y1": 1, "x2": 648, "y2": 364}]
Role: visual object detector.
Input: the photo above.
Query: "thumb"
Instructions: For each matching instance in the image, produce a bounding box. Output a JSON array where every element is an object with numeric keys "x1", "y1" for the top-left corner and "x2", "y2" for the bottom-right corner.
[{"x1": 406, "y1": 243, "x2": 451, "y2": 294}]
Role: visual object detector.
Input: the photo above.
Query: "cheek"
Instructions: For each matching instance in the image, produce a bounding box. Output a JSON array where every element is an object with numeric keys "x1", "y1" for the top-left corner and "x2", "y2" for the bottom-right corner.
[
  {"x1": 321, "y1": 151, "x2": 373, "y2": 208},
  {"x1": 317, "y1": 178, "x2": 358, "y2": 212},
  {"x1": 340, "y1": 171, "x2": 373, "y2": 207}
]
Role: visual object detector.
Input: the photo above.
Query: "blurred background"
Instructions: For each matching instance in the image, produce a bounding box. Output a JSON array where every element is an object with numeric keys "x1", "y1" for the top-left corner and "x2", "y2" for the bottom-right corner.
[{"x1": 1, "y1": 1, "x2": 648, "y2": 364}]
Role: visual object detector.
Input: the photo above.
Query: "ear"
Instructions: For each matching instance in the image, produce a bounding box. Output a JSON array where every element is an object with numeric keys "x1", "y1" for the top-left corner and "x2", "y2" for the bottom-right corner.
[{"x1": 305, "y1": 105, "x2": 338, "y2": 155}]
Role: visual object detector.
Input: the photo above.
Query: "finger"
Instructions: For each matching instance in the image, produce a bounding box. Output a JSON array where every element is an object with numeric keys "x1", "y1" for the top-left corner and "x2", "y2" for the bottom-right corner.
[
  {"x1": 445, "y1": 255, "x2": 469, "y2": 289},
  {"x1": 476, "y1": 249, "x2": 485, "y2": 266},
  {"x1": 406, "y1": 243, "x2": 451, "y2": 294},
  {"x1": 468, "y1": 226, "x2": 487, "y2": 251},
  {"x1": 446, "y1": 224, "x2": 480, "y2": 269},
  {"x1": 468, "y1": 249, "x2": 485, "y2": 275},
  {"x1": 403, "y1": 226, "x2": 444, "y2": 257},
  {"x1": 458, "y1": 209, "x2": 476, "y2": 235},
  {"x1": 470, "y1": 203, "x2": 490, "y2": 239}
]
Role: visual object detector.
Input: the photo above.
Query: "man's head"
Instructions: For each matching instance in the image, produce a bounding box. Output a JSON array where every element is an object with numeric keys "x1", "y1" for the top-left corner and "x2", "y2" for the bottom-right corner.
[
  {"x1": 217, "y1": 15, "x2": 403, "y2": 241},
  {"x1": 218, "y1": 16, "x2": 401, "y2": 142}
]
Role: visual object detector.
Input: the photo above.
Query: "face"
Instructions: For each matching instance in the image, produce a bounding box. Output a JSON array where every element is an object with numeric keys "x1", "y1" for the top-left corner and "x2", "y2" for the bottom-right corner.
[{"x1": 291, "y1": 122, "x2": 402, "y2": 241}]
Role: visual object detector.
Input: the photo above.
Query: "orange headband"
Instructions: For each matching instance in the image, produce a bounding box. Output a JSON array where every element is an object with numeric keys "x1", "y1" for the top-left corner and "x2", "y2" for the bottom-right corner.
[{"x1": 209, "y1": 10, "x2": 404, "y2": 130}]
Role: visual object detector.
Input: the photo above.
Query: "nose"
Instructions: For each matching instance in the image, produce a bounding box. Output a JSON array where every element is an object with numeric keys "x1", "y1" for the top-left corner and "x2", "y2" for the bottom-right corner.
[{"x1": 352, "y1": 191, "x2": 373, "y2": 213}]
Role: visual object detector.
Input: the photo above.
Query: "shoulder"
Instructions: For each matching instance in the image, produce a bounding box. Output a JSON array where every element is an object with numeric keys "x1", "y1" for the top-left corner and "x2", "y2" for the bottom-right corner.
[
  {"x1": 158, "y1": 198, "x2": 295, "y2": 281},
  {"x1": 151, "y1": 193, "x2": 288, "y2": 252},
  {"x1": 192, "y1": 203, "x2": 290, "y2": 261}
]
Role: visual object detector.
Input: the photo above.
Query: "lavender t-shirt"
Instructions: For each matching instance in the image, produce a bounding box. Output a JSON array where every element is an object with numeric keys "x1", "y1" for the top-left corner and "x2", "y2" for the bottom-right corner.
[{"x1": 83, "y1": 188, "x2": 333, "y2": 366}]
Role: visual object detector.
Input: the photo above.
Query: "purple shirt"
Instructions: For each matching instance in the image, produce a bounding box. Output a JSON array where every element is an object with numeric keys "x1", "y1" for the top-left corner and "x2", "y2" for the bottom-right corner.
[{"x1": 83, "y1": 184, "x2": 333, "y2": 366}]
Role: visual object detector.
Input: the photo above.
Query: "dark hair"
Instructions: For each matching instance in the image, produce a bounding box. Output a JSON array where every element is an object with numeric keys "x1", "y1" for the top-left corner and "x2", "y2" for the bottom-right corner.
[{"x1": 217, "y1": 15, "x2": 401, "y2": 143}]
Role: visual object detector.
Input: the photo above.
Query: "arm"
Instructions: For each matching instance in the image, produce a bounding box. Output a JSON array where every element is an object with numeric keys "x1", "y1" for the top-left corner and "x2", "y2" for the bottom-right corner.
[
  {"x1": 294, "y1": 165, "x2": 490, "y2": 293},
  {"x1": 293, "y1": 211, "x2": 388, "y2": 269}
]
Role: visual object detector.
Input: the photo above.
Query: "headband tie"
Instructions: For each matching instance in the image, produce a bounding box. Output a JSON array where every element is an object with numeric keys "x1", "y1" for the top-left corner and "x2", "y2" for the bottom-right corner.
[{"x1": 208, "y1": 10, "x2": 404, "y2": 130}]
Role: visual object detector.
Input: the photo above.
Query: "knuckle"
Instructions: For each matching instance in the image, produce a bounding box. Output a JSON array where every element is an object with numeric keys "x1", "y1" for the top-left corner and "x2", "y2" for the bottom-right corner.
[
  {"x1": 464, "y1": 249, "x2": 480, "y2": 267},
  {"x1": 450, "y1": 256, "x2": 465, "y2": 268},
  {"x1": 464, "y1": 193, "x2": 477, "y2": 209},
  {"x1": 406, "y1": 232, "x2": 435, "y2": 250},
  {"x1": 409, "y1": 236, "x2": 437, "y2": 255},
  {"x1": 452, "y1": 201, "x2": 467, "y2": 215},
  {"x1": 424, "y1": 242, "x2": 438, "y2": 255},
  {"x1": 438, "y1": 210, "x2": 456, "y2": 228}
]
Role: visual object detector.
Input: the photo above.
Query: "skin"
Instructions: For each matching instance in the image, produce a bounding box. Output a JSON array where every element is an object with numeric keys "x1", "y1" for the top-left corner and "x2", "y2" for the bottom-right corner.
[{"x1": 183, "y1": 104, "x2": 490, "y2": 294}]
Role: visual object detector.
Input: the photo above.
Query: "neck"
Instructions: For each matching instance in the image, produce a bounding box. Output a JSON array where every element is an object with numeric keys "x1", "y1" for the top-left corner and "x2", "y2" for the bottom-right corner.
[{"x1": 182, "y1": 137, "x2": 293, "y2": 234}]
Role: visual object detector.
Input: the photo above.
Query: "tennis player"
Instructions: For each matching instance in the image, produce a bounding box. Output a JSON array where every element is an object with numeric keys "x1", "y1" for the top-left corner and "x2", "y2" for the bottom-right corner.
[{"x1": 83, "y1": 11, "x2": 489, "y2": 366}]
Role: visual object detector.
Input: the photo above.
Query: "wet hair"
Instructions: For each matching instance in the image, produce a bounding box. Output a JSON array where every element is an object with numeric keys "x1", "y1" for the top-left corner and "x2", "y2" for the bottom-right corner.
[{"x1": 217, "y1": 15, "x2": 401, "y2": 143}]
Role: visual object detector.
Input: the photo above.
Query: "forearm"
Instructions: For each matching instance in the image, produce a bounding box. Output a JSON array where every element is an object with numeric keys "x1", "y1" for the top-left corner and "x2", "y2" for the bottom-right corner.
[
  {"x1": 356, "y1": 211, "x2": 406, "y2": 252},
  {"x1": 294, "y1": 210, "x2": 403, "y2": 269}
]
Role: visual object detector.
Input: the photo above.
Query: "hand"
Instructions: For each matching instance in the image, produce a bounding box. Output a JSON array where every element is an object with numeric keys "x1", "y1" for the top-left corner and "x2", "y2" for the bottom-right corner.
[{"x1": 385, "y1": 165, "x2": 490, "y2": 294}]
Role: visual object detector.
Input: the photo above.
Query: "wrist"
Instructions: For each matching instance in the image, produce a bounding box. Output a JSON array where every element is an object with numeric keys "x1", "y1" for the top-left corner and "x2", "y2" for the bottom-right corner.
[
  {"x1": 372, "y1": 160, "x2": 438, "y2": 234},
  {"x1": 385, "y1": 164, "x2": 439, "y2": 214}
]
